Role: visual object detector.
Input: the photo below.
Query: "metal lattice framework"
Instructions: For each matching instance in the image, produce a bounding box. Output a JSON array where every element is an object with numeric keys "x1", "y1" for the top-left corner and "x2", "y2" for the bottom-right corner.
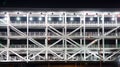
[{"x1": 0, "y1": 10, "x2": 120, "y2": 62}]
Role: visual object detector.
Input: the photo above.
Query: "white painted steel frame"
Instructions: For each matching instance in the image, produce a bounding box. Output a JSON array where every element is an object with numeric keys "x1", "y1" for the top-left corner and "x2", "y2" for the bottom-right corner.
[{"x1": 0, "y1": 11, "x2": 120, "y2": 62}]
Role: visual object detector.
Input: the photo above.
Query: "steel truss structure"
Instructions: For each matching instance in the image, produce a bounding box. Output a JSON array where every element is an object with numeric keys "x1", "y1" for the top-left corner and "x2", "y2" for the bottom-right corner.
[{"x1": 0, "y1": 10, "x2": 120, "y2": 62}]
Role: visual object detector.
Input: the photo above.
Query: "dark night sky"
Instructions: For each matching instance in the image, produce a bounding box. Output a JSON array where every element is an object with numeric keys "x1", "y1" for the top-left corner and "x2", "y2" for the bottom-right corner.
[{"x1": 0, "y1": 0, "x2": 120, "y2": 8}]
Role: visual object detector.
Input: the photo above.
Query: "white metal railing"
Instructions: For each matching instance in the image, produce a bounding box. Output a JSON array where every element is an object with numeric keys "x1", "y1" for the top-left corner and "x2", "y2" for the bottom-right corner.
[
  {"x1": 104, "y1": 44, "x2": 116, "y2": 48},
  {"x1": 85, "y1": 32, "x2": 99, "y2": 36},
  {"x1": 67, "y1": 22, "x2": 80, "y2": 24},
  {"x1": 4, "y1": 21, "x2": 120, "y2": 24},
  {"x1": 10, "y1": 32, "x2": 45, "y2": 36},
  {"x1": 10, "y1": 56, "x2": 20, "y2": 61},
  {"x1": 0, "y1": 43, "x2": 102, "y2": 48},
  {"x1": 48, "y1": 56, "x2": 63, "y2": 60},
  {"x1": 104, "y1": 21, "x2": 116, "y2": 24},
  {"x1": 0, "y1": 32, "x2": 7, "y2": 36},
  {"x1": 9, "y1": 44, "x2": 77, "y2": 48},
  {"x1": 10, "y1": 32, "x2": 27, "y2": 36},
  {"x1": 10, "y1": 44, "x2": 27, "y2": 48},
  {"x1": 47, "y1": 32, "x2": 58, "y2": 36},
  {"x1": 10, "y1": 21, "x2": 27, "y2": 24},
  {"x1": 28, "y1": 32, "x2": 45, "y2": 36},
  {"x1": 10, "y1": 44, "x2": 38, "y2": 48},
  {"x1": 48, "y1": 22, "x2": 64, "y2": 24},
  {"x1": 1, "y1": 32, "x2": 120, "y2": 36},
  {"x1": 88, "y1": 44, "x2": 116, "y2": 48},
  {"x1": 29, "y1": 21, "x2": 45, "y2": 24},
  {"x1": 88, "y1": 44, "x2": 98, "y2": 48},
  {"x1": 0, "y1": 55, "x2": 6, "y2": 60},
  {"x1": 8, "y1": 21, "x2": 120, "y2": 24},
  {"x1": 49, "y1": 44, "x2": 63, "y2": 48},
  {"x1": 85, "y1": 22, "x2": 98, "y2": 24}
]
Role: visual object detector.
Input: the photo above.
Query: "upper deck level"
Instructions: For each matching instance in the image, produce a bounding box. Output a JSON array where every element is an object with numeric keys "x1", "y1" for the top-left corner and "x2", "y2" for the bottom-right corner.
[{"x1": 0, "y1": 8, "x2": 120, "y2": 27}]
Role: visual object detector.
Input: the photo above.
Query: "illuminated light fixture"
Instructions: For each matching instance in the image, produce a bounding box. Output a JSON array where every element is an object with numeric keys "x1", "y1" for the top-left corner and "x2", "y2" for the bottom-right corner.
[
  {"x1": 90, "y1": 17, "x2": 93, "y2": 21},
  {"x1": 111, "y1": 17, "x2": 115, "y2": 21},
  {"x1": 59, "y1": 17, "x2": 62, "y2": 21},
  {"x1": 100, "y1": 17, "x2": 103, "y2": 20},
  {"x1": 38, "y1": 17, "x2": 42, "y2": 21},
  {"x1": 16, "y1": 17, "x2": 20, "y2": 21},
  {"x1": 70, "y1": 17, "x2": 74, "y2": 21},
  {"x1": 48, "y1": 17, "x2": 52, "y2": 21},
  {"x1": 29, "y1": 17, "x2": 33, "y2": 21}
]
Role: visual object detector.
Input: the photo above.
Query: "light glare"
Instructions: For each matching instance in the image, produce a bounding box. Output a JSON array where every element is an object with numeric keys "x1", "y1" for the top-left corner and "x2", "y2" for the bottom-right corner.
[
  {"x1": 111, "y1": 17, "x2": 115, "y2": 21},
  {"x1": 16, "y1": 17, "x2": 20, "y2": 21},
  {"x1": 48, "y1": 17, "x2": 51, "y2": 21},
  {"x1": 70, "y1": 17, "x2": 74, "y2": 21},
  {"x1": 59, "y1": 17, "x2": 62, "y2": 21},
  {"x1": 30, "y1": 17, "x2": 33, "y2": 21},
  {"x1": 39, "y1": 17, "x2": 42, "y2": 21},
  {"x1": 90, "y1": 17, "x2": 93, "y2": 21}
]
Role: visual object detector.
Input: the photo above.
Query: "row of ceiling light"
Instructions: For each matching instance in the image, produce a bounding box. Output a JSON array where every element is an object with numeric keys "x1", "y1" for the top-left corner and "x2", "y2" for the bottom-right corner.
[
  {"x1": 16, "y1": 17, "x2": 115, "y2": 21},
  {"x1": 2, "y1": 17, "x2": 116, "y2": 21}
]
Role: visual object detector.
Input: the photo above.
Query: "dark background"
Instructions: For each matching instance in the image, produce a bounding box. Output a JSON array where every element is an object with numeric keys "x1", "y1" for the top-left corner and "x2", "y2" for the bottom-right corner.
[
  {"x1": 0, "y1": 61, "x2": 117, "y2": 67},
  {"x1": 0, "y1": 0, "x2": 120, "y2": 8}
]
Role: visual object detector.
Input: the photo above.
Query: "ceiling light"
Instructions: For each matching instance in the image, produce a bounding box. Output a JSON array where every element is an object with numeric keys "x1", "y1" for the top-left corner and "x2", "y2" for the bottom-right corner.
[
  {"x1": 16, "y1": 17, "x2": 20, "y2": 21},
  {"x1": 29, "y1": 17, "x2": 33, "y2": 21},
  {"x1": 70, "y1": 17, "x2": 74, "y2": 21}
]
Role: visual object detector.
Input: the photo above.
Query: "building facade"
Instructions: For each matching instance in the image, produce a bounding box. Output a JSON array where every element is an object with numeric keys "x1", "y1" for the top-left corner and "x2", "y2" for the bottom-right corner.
[{"x1": 0, "y1": 8, "x2": 120, "y2": 62}]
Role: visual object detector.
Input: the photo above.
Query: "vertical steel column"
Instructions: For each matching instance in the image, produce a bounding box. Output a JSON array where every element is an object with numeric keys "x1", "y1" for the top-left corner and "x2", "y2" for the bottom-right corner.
[
  {"x1": 102, "y1": 13, "x2": 105, "y2": 61},
  {"x1": 27, "y1": 12, "x2": 29, "y2": 62},
  {"x1": 64, "y1": 12, "x2": 67, "y2": 61},
  {"x1": 80, "y1": 15, "x2": 82, "y2": 46},
  {"x1": 7, "y1": 12, "x2": 10, "y2": 61},
  {"x1": 62, "y1": 28, "x2": 64, "y2": 48},
  {"x1": 115, "y1": 15, "x2": 118, "y2": 48},
  {"x1": 79, "y1": 15, "x2": 82, "y2": 60},
  {"x1": 45, "y1": 13, "x2": 48, "y2": 60},
  {"x1": 99, "y1": 12, "x2": 103, "y2": 67},
  {"x1": 98, "y1": 28, "x2": 100, "y2": 48},
  {"x1": 80, "y1": 16, "x2": 85, "y2": 60},
  {"x1": 98, "y1": 14, "x2": 100, "y2": 48},
  {"x1": 83, "y1": 12, "x2": 86, "y2": 60},
  {"x1": 115, "y1": 14, "x2": 117, "y2": 25},
  {"x1": 62, "y1": 14, "x2": 65, "y2": 60},
  {"x1": 116, "y1": 29, "x2": 118, "y2": 48},
  {"x1": 98, "y1": 13, "x2": 100, "y2": 26}
]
